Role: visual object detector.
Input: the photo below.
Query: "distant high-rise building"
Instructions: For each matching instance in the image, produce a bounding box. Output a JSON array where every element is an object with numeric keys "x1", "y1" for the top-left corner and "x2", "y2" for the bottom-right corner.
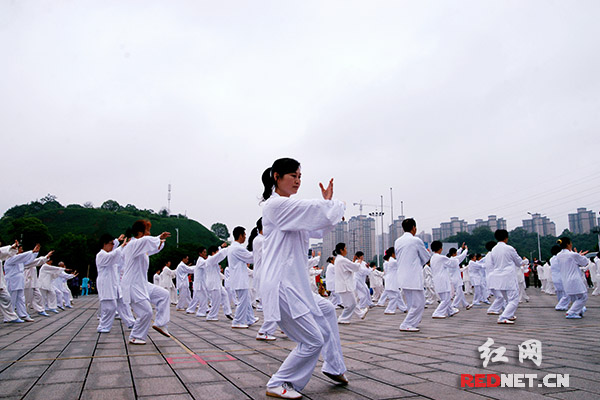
[
  {"x1": 388, "y1": 215, "x2": 406, "y2": 248},
  {"x1": 322, "y1": 221, "x2": 348, "y2": 265},
  {"x1": 433, "y1": 217, "x2": 468, "y2": 241},
  {"x1": 348, "y1": 215, "x2": 376, "y2": 262},
  {"x1": 522, "y1": 213, "x2": 556, "y2": 236},
  {"x1": 416, "y1": 231, "x2": 432, "y2": 247},
  {"x1": 568, "y1": 208, "x2": 597, "y2": 234},
  {"x1": 467, "y1": 215, "x2": 507, "y2": 233}
]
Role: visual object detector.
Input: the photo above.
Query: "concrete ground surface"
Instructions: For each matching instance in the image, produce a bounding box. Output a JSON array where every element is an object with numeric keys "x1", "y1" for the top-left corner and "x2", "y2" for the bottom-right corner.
[{"x1": 0, "y1": 289, "x2": 598, "y2": 400}]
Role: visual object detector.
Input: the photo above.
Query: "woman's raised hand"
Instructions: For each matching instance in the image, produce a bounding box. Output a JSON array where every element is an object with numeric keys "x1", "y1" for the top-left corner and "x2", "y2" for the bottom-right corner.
[{"x1": 319, "y1": 178, "x2": 334, "y2": 200}]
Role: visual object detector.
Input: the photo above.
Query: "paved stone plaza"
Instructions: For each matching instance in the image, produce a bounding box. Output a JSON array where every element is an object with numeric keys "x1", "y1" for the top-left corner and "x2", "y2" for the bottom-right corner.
[{"x1": 0, "y1": 290, "x2": 598, "y2": 400}]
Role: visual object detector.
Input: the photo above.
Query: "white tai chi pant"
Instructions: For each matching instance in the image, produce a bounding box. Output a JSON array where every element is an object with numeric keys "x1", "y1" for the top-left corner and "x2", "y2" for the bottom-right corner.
[
  {"x1": 313, "y1": 293, "x2": 346, "y2": 376},
  {"x1": 0, "y1": 288, "x2": 19, "y2": 322},
  {"x1": 376, "y1": 290, "x2": 390, "y2": 306},
  {"x1": 176, "y1": 285, "x2": 191, "y2": 309},
  {"x1": 355, "y1": 282, "x2": 372, "y2": 309},
  {"x1": 40, "y1": 288, "x2": 58, "y2": 310},
  {"x1": 553, "y1": 282, "x2": 570, "y2": 310},
  {"x1": 497, "y1": 289, "x2": 519, "y2": 322},
  {"x1": 267, "y1": 289, "x2": 325, "y2": 392},
  {"x1": 384, "y1": 290, "x2": 407, "y2": 313},
  {"x1": 187, "y1": 289, "x2": 208, "y2": 315},
  {"x1": 220, "y1": 287, "x2": 232, "y2": 316},
  {"x1": 98, "y1": 298, "x2": 136, "y2": 331},
  {"x1": 233, "y1": 289, "x2": 255, "y2": 325},
  {"x1": 472, "y1": 285, "x2": 485, "y2": 304},
  {"x1": 463, "y1": 280, "x2": 473, "y2": 295},
  {"x1": 451, "y1": 282, "x2": 469, "y2": 309},
  {"x1": 167, "y1": 287, "x2": 177, "y2": 304},
  {"x1": 487, "y1": 289, "x2": 506, "y2": 314},
  {"x1": 432, "y1": 292, "x2": 452, "y2": 318},
  {"x1": 206, "y1": 289, "x2": 222, "y2": 320},
  {"x1": 328, "y1": 291, "x2": 342, "y2": 307},
  {"x1": 258, "y1": 320, "x2": 278, "y2": 335},
  {"x1": 9, "y1": 289, "x2": 30, "y2": 318},
  {"x1": 399, "y1": 289, "x2": 425, "y2": 330},
  {"x1": 518, "y1": 282, "x2": 529, "y2": 302},
  {"x1": 566, "y1": 292, "x2": 587, "y2": 317},
  {"x1": 25, "y1": 288, "x2": 45, "y2": 313},
  {"x1": 371, "y1": 286, "x2": 384, "y2": 303},
  {"x1": 337, "y1": 292, "x2": 361, "y2": 323},
  {"x1": 129, "y1": 284, "x2": 170, "y2": 341},
  {"x1": 60, "y1": 288, "x2": 72, "y2": 307}
]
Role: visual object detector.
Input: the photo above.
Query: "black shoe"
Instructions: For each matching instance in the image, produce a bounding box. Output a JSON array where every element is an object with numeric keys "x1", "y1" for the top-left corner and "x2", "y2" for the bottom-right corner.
[{"x1": 226, "y1": 314, "x2": 233, "y2": 320}]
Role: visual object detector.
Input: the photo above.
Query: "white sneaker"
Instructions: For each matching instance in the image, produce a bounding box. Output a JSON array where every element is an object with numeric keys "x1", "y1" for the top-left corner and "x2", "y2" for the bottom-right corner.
[
  {"x1": 23, "y1": 317, "x2": 35, "y2": 322},
  {"x1": 360, "y1": 308, "x2": 369, "y2": 319},
  {"x1": 256, "y1": 332, "x2": 277, "y2": 341},
  {"x1": 266, "y1": 382, "x2": 302, "y2": 399},
  {"x1": 450, "y1": 308, "x2": 460, "y2": 317},
  {"x1": 399, "y1": 327, "x2": 420, "y2": 332},
  {"x1": 337, "y1": 320, "x2": 350, "y2": 325},
  {"x1": 232, "y1": 323, "x2": 249, "y2": 329},
  {"x1": 129, "y1": 338, "x2": 146, "y2": 345}
]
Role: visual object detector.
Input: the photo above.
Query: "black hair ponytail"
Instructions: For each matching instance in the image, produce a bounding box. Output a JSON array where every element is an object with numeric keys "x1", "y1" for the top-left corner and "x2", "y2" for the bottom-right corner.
[{"x1": 261, "y1": 158, "x2": 301, "y2": 202}]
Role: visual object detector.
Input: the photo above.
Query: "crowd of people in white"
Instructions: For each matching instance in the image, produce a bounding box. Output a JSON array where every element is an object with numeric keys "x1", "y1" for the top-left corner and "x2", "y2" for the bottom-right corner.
[{"x1": 1, "y1": 158, "x2": 598, "y2": 399}]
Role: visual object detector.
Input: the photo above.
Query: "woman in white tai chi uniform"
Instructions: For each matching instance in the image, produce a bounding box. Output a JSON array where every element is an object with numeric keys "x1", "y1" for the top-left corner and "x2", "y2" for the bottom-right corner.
[
  {"x1": 334, "y1": 243, "x2": 368, "y2": 323},
  {"x1": 122, "y1": 220, "x2": 171, "y2": 344},
  {"x1": 555, "y1": 237, "x2": 590, "y2": 319},
  {"x1": 382, "y1": 248, "x2": 407, "y2": 315},
  {"x1": 260, "y1": 158, "x2": 347, "y2": 399},
  {"x1": 429, "y1": 241, "x2": 459, "y2": 319}
]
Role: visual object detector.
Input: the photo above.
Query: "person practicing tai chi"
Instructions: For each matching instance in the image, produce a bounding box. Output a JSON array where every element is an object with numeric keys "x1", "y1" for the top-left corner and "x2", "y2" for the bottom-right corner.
[
  {"x1": 228, "y1": 226, "x2": 256, "y2": 329},
  {"x1": 394, "y1": 218, "x2": 431, "y2": 332},
  {"x1": 96, "y1": 234, "x2": 135, "y2": 333},
  {"x1": 204, "y1": 244, "x2": 230, "y2": 321},
  {"x1": 488, "y1": 229, "x2": 527, "y2": 324},
  {"x1": 260, "y1": 158, "x2": 348, "y2": 399},
  {"x1": 334, "y1": 243, "x2": 368, "y2": 324},
  {"x1": 549, "y1": 245, "x2": 570, "y2": 311},
  {"x1": 0, "y1": 241, "x2": 23, "y2": 323},
  {"x1": 447, "y1": 244, "x2": 471, "y2": 311},
  {"x1": 382, "y1": 248, "x2": 407, "y2": 315},
  {"x1": 555, "y1": 237, "x2": 590, "y2": 319},
  {"x1": 175, "y1": 256, "x2": 195, "y2": 311},
  {"x1": 429, "y1": 241, "x2": 459, "y2": 319},
  {"x1": 186, "y1": 248, "x2": 209, "y2": 316},
  {"x1": 159, "y1": 261, "x2": 177, "y2": 304},
  {"x1": 122, "y1": 220, "x2": 171, "y2": 344}
]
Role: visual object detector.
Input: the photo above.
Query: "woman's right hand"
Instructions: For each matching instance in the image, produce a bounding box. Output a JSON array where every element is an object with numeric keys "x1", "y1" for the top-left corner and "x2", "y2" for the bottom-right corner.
[{"x1": 319, "y1": 178, "x2": 334, "y2": 200}]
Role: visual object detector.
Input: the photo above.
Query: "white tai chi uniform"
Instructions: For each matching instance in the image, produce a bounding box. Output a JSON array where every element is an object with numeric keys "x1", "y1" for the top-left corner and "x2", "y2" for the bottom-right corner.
[
  {"x1": 122, "y1": 236, "x2": 170, "y2": 341},
  {"x1": 550, "y1": 255, "x2": 570, "y2": 310},
  {"x1": 488, "y1": 242, "x2": 526, "y2": 323},
  {"x1": 55, "y1": 271, "x2": 75, "y2": 307},
  {"x1": 38, "y1": 263, "x2": 63, "y2": 311},
  {"x1": 383, "y1": 257, "x2": 407, "y2": 314},
  {"x1": 542, "y1": 263, "x2": 555, "y2": 295},
  {"x1": 159, "y1": 266, "x2": 177, "y2": 304},
  {"x1": 376, "y1": 260, "x2": 392, "y2": 306},
  {"x1": 591, "y1": 259, "x2": 600, "y2": 296},
  {"x1": 430, "y1": 253, "x2": 454, "y2": 318},
  {"x1": 228, "y1": 241, "x2": 255, "y2": 326},
  {"x1": 187, "y1": 258, "x2": 208, "y2": 315},
  {"x1": 423, "y1": 265, "x2": 438, "y2": 305},
  {"x1": 4, "y1": 250, "x2": 39, "y2": 319},
  {"x1": 325, "y1": 262, "x2": 341, "y2": 307},
  {"x1": 96, "y1": 239, "x2": 136, "y2": 332},
  {"x1": 395, "y1": 232, "x2": 431, "y2": 331},
  {"x1": 334, "y1": 254, "x2": 363, "y2": 323},
  {"x1": 205, "y1": 248, "x2": 230, "y2": 320},
  {"x1": 556, "y1": 249, "x2": 590, "y2": 318},
  {"x1": 447, "y1": 248, "x2": 469, "y2": 309},
  {"x1": 261, "y1": 192, "x2": 345, "y2": 392},
  {"x1": 175, "y1": 262, "x2": 195, "y2": 310},
  {"x1": 354, "y1": 261, "x2": 373, "y2": 309},
  {"x1": 24, "y1": 256, "x2": 49, "y2": 314},
  {"x1": 468, "y1": 259, "x2": 485, "y2": 305},
  {"x1": 369, "y1": 268, "x2": 385, "y2": 303},
  {"x1": 153, "y1": 272, "x2": 160, "y2": 286},
  {"x1": 517, "y1": 262, "x2": 530, "y2": 302},
  {"x1": 0, "y1": 245, "x2": 20, "y2": 322},
  {"x1": 461, "y1": 263, "x2": 473, "y2": 295},
  {"x1": 254, "y1": 235, "x2": 278, "y2": 335}
]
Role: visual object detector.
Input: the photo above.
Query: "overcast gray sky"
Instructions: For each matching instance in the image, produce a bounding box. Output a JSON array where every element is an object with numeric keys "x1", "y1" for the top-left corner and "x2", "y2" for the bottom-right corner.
[{"x1": 2, "y1": 1, "x2": 599, "y2": 239}]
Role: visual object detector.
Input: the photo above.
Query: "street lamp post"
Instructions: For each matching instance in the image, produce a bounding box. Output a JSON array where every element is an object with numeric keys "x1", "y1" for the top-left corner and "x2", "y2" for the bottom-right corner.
[
  {"x1": 369, "y1": 210, "x2": 385, "y2": 269},
  {"x1": 175, "y1": 228, "x2": 179, "y2": 248},
  {"x1": 527, "y1": 212, "x2": 542, "y2": 261}
]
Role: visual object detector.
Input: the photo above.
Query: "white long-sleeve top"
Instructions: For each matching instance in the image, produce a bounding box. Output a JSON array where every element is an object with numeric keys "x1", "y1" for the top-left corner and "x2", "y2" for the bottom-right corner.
[
  {"x1": 24, "y1": 256, "x2": 49, "y2": 289},
  {"x1": 354, "y1": 261, "x2": 370, "y2": 284},
  {"x1": 325, "y1": 263, "x2": 336, "y2": 291},
  {"x1": 0, "y1": 245, "x2": 18, "y2": 290},
  {"x1": 38, "y1": 264, "x2": 63, "y2": 290},
  {"x1": 369, "y1": 268, "x2": 384, "y2": 288},
  {"x1": 488, "y1": 241, "x2": 525, "y2": 290},
  {"x1": 468, "y1": 260, "x2": 484, "y2": 286},
  {"x1": 96, "y1": 240, "x2": 125, "y2": 300},
  {"x1": 4, "y1": 251, "x2": 39, "y2": 291},
  {"x1": 334, "y1": 255, "x2": 360, "y2": 293},
  {"x1": 445, "y1": 248, "x2": 468, "y2": 287},
  {"x1": 205, "y1": 248, "x2": 229, "y2": 291},
  {"x1": 159, "y1": 266, "x2": 176, "y2": 289},
  {"x1": 430, "y1": 253, "x2": 452, "y2": 294},
  {"x1": 383, "y1": 258, "x2": 399, "y2": 291},
  {"x1": 252, "y1": 234, "x2": 265, "y2": 292},
  {"x1": 54, "y1": 271, "x2": 75, "y2": 291},
  {"x1": 261, "y1": 192, "x2": 345, "y2": 322},
  {"x1": 192, "y1": 258, "x2": 207, "y2": 291},
  {"x1": 557, "y1": 249, "x2": 589, "y2": 295},
  {"x1": 175, "y1": 262, "x2": 195, "y2": 290},
  {"x1": 153, "y1": 273, "x2": 160, "y2": 285},
  {"x1": 549, "y1": 255, "x2": 561, "y2": 285},
  {"x1": 226, "y1": 241, "x2": 254, "y2": 290},
  {"x1": 394, "y1": 233, "x2": 430, "y2": 290},
  {"x1": 590, "y1": 260, "x2": 599, "y2": 283},
  {"x1": 461, "y1": 263, "x2": 471, "y2": 283},
  {"x1": 121, "y1": 236, "x2": 164, "y2": 304}
]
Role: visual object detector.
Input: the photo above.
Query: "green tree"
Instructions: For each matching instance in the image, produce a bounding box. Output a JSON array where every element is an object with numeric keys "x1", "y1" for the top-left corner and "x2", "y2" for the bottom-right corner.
[
  {"x1": 7, "y1": 217, "x2": 53, "y2": 248},
  {"x1": 211, "y1": 223, "x2": 230, "y2": 241},
  {"x1": 53, "y1": 233, "x2": 90, "y2": 275},
  {"x1": 101, "y1": 200, "x2": 122, "y2": 212}
]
